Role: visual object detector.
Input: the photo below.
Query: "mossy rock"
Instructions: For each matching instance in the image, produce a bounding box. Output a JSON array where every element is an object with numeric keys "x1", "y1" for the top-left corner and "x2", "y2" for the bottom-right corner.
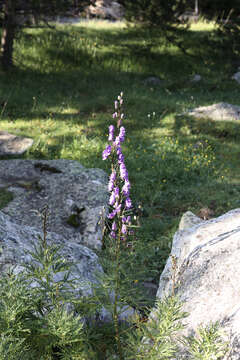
[{"x1": 66, "y1": 214, "x2": 81, "y2": 228}]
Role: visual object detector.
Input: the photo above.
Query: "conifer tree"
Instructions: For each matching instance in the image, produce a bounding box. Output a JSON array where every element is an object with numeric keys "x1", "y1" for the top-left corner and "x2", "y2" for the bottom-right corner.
[{"x1": 118, "y1": 0, "x2": 188, "y2": 28}]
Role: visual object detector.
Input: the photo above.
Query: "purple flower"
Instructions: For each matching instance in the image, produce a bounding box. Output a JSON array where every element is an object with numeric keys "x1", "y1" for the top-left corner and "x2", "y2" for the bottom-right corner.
[
  {"x1": 119, "y1": 126, "x2": 125, "y2": 143},
  {"x1": 122, "y1": 180, "x2": 131, "y2": 196},
  {"x1": 116, "y1": 147, "x2": 122, "y2": 156},
  {"x1": 114, "y1": 203, "x2": 121, "y2": 214},
  {"x1": 115, "y1": 101, "x2": 118, "y2": 110},
  {"x1": 118, "y1": 152, "x2": 124, "y2": 164},
  {"x1": 114, "y1": 186, "x2": 119, "y2": 198},
  {"x1": 108, "y1": 171, "x2": 116, "y2": 192},
  {"x1": 108, "y1": 125, "x2": 115, "y2": 141},
  {"x1": 109, "y1": 192, "x2": 116, "y2": 206},
  {"x1": 127, "y1": 215, "x2": 131, "y2": 224},
  {"x1": 108, "y1": 209, "x2": 117, "y2": 219},
  {"x1": 110, "y1": 231, "x2": 116, "y2": 239},
  {"x1": 120, "y1": 163, "x2": 128, "y2": 181},
  {"x1": 120, "y1": 99, "x2": 123, "y2": 105},
  {"x1": 121, "y1": 224, "x2": 127, "y2": 234},
  {"x1": 125, "y1": 197, "x2": 132, "y2": 209},
  {"x1": 112, "y1": 221, "x2": 117, "y2": 231},
  {"x1": 102, "y1": 145, "x2": 112, "y2": 160},
  {"x1": 113, "y1": 112, "x2": 117, "y2": 119},
  {"x1": 114, "y1": 136, "x2": 120, "y2": 147}
]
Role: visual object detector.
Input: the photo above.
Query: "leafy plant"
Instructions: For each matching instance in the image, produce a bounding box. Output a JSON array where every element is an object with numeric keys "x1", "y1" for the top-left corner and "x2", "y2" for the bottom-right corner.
[{"x1": 0, "y1": 207, "x2": 96, "y2": 359}]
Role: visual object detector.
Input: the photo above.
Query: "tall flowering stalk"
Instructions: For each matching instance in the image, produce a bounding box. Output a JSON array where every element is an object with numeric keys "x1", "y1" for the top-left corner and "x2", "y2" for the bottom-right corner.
[
  {"x1": 102, "y1": 92, "x2": 132, "y2": 242},
  {"x1": 102, "y1": 92, "x2": 133, "y2": 360}
]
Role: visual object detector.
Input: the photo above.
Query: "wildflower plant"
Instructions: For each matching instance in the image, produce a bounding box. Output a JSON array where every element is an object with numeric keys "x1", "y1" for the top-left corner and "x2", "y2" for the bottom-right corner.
[
  {"x1": 102, "y1": 92, "x2": 133, "y2": 242},
  {"x1": 101, "y1": 92, "x2": 137, "y2": 359}
]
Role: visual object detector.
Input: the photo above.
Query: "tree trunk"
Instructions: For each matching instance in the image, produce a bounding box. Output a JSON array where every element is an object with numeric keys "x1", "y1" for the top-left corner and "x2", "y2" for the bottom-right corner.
[
  {"x1": 194, "y1": 0, "x2": 198, "y2": 15},
  {"x1": 1, "y1": 0, "x2": 16, "y2": 71}
]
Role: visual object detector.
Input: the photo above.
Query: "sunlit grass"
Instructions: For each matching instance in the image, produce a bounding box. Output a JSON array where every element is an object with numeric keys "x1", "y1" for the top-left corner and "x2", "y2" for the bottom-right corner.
[
  {"x1": 189, "y1": 20, "x2": 218, "y2": 31},
  {"x1": 74, "y1": 19, "x2": 126, "y2": 29}
]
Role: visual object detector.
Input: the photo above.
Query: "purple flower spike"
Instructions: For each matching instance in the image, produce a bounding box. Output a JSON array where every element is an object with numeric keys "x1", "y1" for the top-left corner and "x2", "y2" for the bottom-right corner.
[
  {"x1": 125, "y1": 197, "x2": 132, "y2": 209},
  {"x1": 120, "y1": 163, "x2": 128, "y2": 181},
  {"x1": 108, "y1": 125, "x2": 115, "y2": 141},
  {"x1": 110, "y1": 231, "x2": 116, "y2": 239},
  {"x1": 115, "y1": 203, "x2": 121, "y2": 214},
  {"x1": 109, "y1": 192, "x2": 116, "y2": 206},
  {"x1": 102, "y1": 145, "x2": 112, "y2": 160},
  {"x1": 108, "y1": 171, "x2": 116, "y2": 191},
  {"x1": 118, "y1": 153, "x2": 124, "y2": 164},
  {"x1": 108, "y1": 209, "x2": 117, "y2": 219},
  {"x1": 121, "y1": 224, "x2": 127, "y2": 234},
  {"x1": 119, "y1": 126, "x2": 125, "y2": 143},
  {"x1": 116, "y1": 147, "x2": 122, "y2": 156},
  {"x1": 122, "y1": 180, "x2": 131, "y2": 196},
  {"x1": 108, "y1": 181, "x2": 114, "y2": 192},
  {"x1": 114, "y1": 186, "x2": 119, "y2": 198},
  {"x1": 114, "y1": 136, "x2": 120, "y2": 147},
  {"x1": 112, "y1": 221, "x2": 117, "y2": 231}
]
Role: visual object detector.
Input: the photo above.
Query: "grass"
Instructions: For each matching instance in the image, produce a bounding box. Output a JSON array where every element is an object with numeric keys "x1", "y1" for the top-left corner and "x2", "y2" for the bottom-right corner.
[{"x1": 0, "y1": 19, "x2": 239, "y2": 357}]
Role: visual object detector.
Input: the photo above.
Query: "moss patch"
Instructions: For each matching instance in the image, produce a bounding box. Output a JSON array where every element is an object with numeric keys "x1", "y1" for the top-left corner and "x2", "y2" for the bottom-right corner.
[{"x1": 0, "y1": 189, "x2": 14, "y2": 209}]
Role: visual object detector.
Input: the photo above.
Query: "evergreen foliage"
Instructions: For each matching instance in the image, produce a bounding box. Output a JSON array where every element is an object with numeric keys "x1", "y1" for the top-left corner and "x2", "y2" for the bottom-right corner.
[
  {"x1": 198, "y1": 0, "x2": 240, "y2": 20},
  {"x1": 199, "y1": 0, "x2": 240, "y2": 59},
  {"x1": 118, "y1": 0, "x2": 187, "y2": 28}
]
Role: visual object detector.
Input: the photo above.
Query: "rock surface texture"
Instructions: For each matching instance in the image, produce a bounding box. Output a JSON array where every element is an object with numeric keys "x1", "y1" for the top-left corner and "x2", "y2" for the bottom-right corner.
[
  {"x1": 155, "y1": 209, "x2": 240, "y2": 359},
  {"x1": 187, "y1": 102, "x2": 240, "y2": 121},
  {"x1": 232, "y1": 71, "x2": 240, "y2": 84},
  {"x1": 0, "y1": 159, "x2": 108, "y2": 249},
  {"x1": 0, "y1": 210, "x2": 102, "y2": 297},
  {"x1": 85, "y1": 0, "x2": 123, "y2": 20},
  {"x1": 0, "y1": 131, "x2": 33, "y2": 155}
]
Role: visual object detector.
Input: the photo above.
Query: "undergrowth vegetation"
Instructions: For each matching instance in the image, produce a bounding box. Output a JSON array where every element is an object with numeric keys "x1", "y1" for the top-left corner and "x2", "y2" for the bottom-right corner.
[{"x1": 0, "y1": 19, "x2": 239, "y2": 358}]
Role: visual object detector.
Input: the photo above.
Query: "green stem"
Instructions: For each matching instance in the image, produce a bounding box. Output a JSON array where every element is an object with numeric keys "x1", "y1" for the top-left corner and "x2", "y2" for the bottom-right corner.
[{"x1": 113, "y1": 230, "x2": 124, "y2": 360}]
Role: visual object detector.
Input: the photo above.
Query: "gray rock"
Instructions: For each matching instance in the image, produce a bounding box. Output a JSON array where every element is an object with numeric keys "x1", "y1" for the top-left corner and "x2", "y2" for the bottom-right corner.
[
  {"x1": 0, "y1": 210, "x2": 102, "y2": 297},
  {"x1": 143, "y1": 76, "x2": 163, "y2": 86},
  {"x1": 0, "y1": 159, "x2": 108, "y2": 250},
  {"x1": 0, "y1": 131, "x2": 33, "y2": 155},
  {"x1": 232, "y1": 71, "x2": 240, "y2": 84},
  {"x1": 187, "y1": 102, "x2": 240, "y2": 121},
  {"x1": 154, "y1": 209, "x2": 240, "y2": 359},
  {"x1": 85, "y1": 0, "x2": 123, "y2": 20},
  {"x1": 178, "y1": 211, "x2": 203, "y2": 231},
  {"x1": 190, "y1": 74, "x2": 201, "y2": 82}
]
